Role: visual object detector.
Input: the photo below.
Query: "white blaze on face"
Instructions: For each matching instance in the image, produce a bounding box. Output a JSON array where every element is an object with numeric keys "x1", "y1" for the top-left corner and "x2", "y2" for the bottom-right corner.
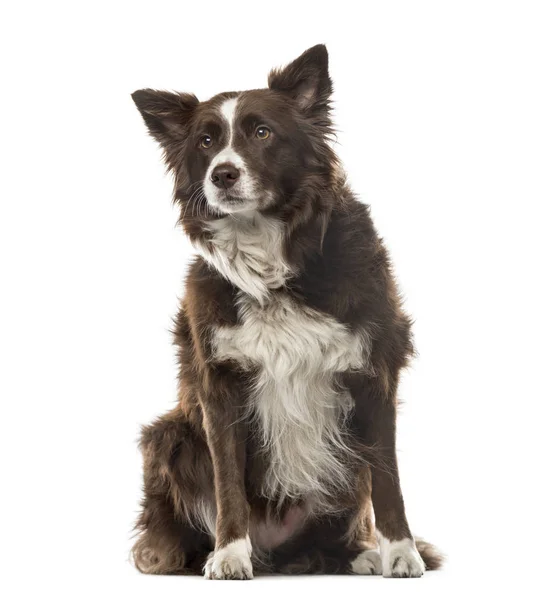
[
  {"x1": 211, "y1": 98, "x2": 244, "y2": 169},
  {"x1": 203, "y1": 96, "x2": 258, "y2": 213},
  {"x1": 219, "y1": 98, "x2": 238, "y2": 148}
]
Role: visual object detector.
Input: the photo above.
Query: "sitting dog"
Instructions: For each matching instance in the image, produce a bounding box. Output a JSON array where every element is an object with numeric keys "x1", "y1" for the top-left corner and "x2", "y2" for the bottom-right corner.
[{"x1": 131, "y1": 45, "x2": 442, "y2": 579}]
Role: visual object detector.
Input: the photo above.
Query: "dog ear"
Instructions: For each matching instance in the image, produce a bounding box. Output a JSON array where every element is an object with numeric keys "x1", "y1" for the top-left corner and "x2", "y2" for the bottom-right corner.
[
  {"x1": 268, "y1": 45, "x2": 332, "y2": 115},
  {"x1": 131, "y1": 89, "x2": 199, "y2": 146}
]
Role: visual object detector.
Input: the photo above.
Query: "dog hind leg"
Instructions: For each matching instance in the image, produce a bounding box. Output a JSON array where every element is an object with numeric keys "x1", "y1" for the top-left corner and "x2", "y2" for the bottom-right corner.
[{"x1": 132, "y1": 409, "x2": 214, "y2": 574}]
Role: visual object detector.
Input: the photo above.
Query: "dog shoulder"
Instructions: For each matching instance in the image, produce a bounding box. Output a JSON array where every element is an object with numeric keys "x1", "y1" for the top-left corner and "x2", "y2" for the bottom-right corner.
[
  {"x1": 181, "y1": 257, "x2": 239, "y2": 330},
  {"x1": 292, "y1": 200, "x2": 390, "y2": 320}
]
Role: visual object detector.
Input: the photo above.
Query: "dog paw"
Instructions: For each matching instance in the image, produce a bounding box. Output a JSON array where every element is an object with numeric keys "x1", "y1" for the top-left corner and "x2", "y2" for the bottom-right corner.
[
  {"x1": 351, "y1": 549, "x2": 382, "y2": 575},
  {"x1": 203, "y1": 537, "x2": 253, "y2": 580},
  {"x1": 380, "y1": 537, "x2": 425, "y2": 578}
]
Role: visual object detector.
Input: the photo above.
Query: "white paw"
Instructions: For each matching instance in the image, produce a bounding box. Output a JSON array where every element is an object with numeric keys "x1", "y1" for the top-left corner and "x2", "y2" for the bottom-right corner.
[
  {"x1": 351, "y1": 549, "x2": 382, "y2": 575},
  {"x1": 203, "y1": 537, "x2": 253, "y2": 580},
  {"x1": 379, "y1": 536, "x2": 426, "y2": 578}
]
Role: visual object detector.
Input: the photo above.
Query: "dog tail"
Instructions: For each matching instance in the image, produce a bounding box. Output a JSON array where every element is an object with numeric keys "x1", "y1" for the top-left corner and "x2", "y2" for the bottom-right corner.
[{"x1": 415, "y1": 537, "x2": 444, "y2": 570}]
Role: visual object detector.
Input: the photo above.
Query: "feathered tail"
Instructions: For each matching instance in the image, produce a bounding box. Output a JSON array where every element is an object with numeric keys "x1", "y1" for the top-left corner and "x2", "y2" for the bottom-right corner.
[{"x1": 415, "y1": 537, "x2": 444, "y2": 570}]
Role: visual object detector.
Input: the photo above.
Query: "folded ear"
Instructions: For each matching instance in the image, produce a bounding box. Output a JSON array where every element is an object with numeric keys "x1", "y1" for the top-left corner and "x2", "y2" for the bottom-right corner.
[
  {"x1": 268, "y1": 45, "x2": 332, "y2": 116},
  {"x1": 131, "y1": 89, "x2": 199, "y2": 146}
]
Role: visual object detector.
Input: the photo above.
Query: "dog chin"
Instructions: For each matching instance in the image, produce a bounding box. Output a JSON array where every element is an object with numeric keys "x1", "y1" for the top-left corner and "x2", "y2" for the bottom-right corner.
[{"x1": 206, "y1": 193, "x2": 260, "y2": 215}]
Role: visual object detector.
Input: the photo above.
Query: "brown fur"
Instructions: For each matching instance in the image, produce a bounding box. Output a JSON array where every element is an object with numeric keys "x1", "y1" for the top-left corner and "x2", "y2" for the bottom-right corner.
[{"x1": 131, "y1": 45, "x2": 443, "y2": 577}]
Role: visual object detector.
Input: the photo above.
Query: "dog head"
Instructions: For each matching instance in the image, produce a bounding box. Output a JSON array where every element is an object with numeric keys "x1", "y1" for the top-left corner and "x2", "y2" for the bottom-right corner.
[{"x1": 132, "y1": 45, "x2": 336, "y2": 221}]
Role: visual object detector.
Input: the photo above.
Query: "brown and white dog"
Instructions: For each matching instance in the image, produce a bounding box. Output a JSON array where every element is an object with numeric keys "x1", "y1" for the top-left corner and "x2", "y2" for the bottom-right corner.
[{"x1": 131, "y1": 45, "x2": 442, "y2": 579}]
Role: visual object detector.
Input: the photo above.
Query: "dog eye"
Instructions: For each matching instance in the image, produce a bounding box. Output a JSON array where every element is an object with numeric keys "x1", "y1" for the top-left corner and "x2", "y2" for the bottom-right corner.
[
  {"x1": 200, "y1": 135, "x2": 213, "y2": 149},
  {"x1": 255, "y1": 126, "x2": 271, "y2": 140}
]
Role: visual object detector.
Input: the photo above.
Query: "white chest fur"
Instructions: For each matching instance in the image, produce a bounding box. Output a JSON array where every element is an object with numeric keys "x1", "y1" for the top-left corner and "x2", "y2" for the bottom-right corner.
[
  {"x1": 196, "y1": 211, "x2": 370, "y2": 504},
  {"x1": 212, "y1": 292, "x2": 370, "y2": 504},
  {"x1": 193, "y1": 212, "x2": 290, "y2": 304}
]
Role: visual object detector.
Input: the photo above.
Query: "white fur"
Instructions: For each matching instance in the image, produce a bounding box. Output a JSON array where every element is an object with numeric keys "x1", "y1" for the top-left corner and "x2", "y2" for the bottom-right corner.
[
  {"x1": 213, "y1": 291, "x2": 370, "y2": 505},
  {"x1": 193, "y1": 212, "x2": 290, "y2": 305},
  {"x1": 203, "y1": 536, "x2": 253, "y2": 580},
  {"x1": 187, "y1": 499, "x2": 216, "y2": 539},
  {"x1": 199, "y1": 211, "x2": 371, "y2": 505},
  {"x1": 351, "y1": 549, "x2": 382, "y2": 575},
  {"x1": 220, "y1": 98, "x2": 238, "y2": 145},
  {"x1": 203, "y1": 97, "x2": 260, "y2": 213},
  {"x1": 377, "y1": 532, "x2": 425, "y2": 578}
]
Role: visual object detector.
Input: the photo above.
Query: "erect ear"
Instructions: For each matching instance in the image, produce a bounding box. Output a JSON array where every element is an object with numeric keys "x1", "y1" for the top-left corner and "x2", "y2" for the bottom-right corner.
[
  {"x1": 268, "y1": 45, "x2": 332, "y2": 115},
  {"x1": 131, "y1": 89, "x2": 199, "y2": 145}
]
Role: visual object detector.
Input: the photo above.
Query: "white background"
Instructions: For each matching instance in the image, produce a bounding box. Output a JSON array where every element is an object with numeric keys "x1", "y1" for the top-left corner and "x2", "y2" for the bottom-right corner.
[{"x1": 1, "y1": 1, "x2": 535, "y2": 598}]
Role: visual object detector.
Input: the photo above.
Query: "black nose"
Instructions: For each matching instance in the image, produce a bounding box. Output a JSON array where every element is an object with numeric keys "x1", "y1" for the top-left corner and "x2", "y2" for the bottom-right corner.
[{"x1": 210, "y1": 163, "x2": 240, "y2": 189}]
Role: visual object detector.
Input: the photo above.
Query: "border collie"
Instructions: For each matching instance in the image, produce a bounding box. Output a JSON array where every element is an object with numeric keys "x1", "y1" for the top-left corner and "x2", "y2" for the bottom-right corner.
[{"x1": 131, "y1": 45, "x2": 442, "y2": 579}]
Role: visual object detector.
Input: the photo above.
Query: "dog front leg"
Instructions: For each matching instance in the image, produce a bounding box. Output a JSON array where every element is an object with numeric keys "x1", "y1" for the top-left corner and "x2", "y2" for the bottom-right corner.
[
  {"x1": 200, "y1": 380, "x2": 252, "y2": 580},
  {"x1": 366, "y1": 392, "x2": 426, "y2": 578},
  {"x1": 349, "y1": 372, "x2": 425, "y2": 578}
]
